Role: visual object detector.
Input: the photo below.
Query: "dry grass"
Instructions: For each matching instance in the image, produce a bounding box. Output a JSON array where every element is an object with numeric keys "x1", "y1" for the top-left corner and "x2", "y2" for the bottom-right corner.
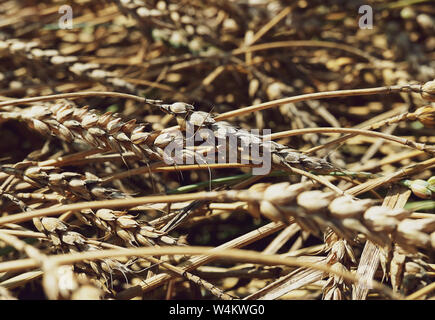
[{"x1": 0, "y1": 0, "x2": 434, "y2": 300}]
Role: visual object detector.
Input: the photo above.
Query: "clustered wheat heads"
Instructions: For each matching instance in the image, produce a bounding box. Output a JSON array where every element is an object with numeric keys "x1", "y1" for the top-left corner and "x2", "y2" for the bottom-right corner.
[
  {"x1": 0, "y1": 39, "x2": 137, "y2": 94},
  {"x1": 1, "y1": 89, "x2": 434, "y2": 300},
  {"x1": 1, "y1": 0, "x2": 435, "y2": 301}
]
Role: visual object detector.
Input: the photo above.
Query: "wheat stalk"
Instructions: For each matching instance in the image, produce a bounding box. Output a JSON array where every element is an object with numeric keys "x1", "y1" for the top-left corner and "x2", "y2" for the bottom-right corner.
[
  {"x1": 305, "y1": 105, "x2": 435, "y2": 155},
  {"x1": 0, "y1": 102, "x2": 339, "y2": 178}
]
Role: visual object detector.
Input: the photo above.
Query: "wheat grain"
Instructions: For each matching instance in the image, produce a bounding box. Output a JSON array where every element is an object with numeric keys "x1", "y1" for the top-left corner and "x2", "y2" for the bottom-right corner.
[{"x1": 321, "y1": 230, "x2": 355, "y2": 300}]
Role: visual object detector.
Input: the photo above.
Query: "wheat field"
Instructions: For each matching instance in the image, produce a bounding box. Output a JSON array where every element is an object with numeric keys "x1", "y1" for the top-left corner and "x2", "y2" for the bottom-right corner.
[{"x1": 0, "y1": 0, "x2": 434, "y2": 301}]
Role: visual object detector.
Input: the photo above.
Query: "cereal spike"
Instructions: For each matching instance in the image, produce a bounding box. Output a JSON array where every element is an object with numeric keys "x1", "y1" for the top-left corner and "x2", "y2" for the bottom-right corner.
[{"x1": 216, "y1": 182, "x2": 435, "y2": 252}]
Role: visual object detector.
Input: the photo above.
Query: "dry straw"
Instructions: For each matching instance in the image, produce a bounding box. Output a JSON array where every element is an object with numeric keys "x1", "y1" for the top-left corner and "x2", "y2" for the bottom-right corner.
[{"x1": 1, "y1": 0, "x2": 434, "y2": 301}]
